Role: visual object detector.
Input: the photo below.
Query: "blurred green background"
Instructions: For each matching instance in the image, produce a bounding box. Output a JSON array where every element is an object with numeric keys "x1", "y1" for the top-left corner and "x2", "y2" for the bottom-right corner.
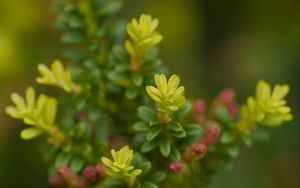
[{"x1": 0, "y1": 0, "x2": 299, "y2": 187}]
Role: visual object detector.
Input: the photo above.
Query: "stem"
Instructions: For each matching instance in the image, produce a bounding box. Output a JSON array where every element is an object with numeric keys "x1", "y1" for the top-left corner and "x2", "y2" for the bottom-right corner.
[
  {"x1": 127, "y1": 176, "x2": 136, "y2": 187},
  {"x1": 157, "y1": 111, "x2": 172, "y2": 124}
]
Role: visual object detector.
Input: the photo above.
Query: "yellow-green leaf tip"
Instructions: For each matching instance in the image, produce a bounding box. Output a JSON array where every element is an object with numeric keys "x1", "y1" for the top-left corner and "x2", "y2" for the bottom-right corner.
[
  {"x1": 100, "y1": 145, "x2": 142, "y2": 177},
  {"x1": 146, "y1": 74, "x2": 185, "y2": 112}
]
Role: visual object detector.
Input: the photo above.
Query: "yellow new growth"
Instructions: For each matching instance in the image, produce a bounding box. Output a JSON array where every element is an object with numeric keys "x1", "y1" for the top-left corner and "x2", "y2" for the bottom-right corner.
[
  {"x1": 101, "y1": 146, "x2": 142, "y2": 177},
  {"x1": 240, "y1": 80, "x2": 292, "y2": 128},
  {"x1": 36, "y1": 60, "x2": 74, "y2": 92},
  {"x1": 146, "y1": 74, "x2": 185, "y2": 112},
  {"x1": 5, "y1": 87, "x2": 61, "y2": 141},
  {"x1": 125, "y1": 14, "x2": 163, "y2": 70}
]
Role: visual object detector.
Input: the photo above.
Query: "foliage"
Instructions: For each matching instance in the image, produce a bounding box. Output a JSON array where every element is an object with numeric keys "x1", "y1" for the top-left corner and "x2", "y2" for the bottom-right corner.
[{"x1": 5, "y1": 0, "x2": 293, "y2": 188}]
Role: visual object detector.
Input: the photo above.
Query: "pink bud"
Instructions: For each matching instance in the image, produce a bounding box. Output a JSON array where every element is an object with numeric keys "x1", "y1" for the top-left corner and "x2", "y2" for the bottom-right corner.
[
  {"x1": 48, "y1": 174, "x2": 63, "y2": 186},
  {"x1": 169, "y1": 162, "x2": 185, "y2": 173},
  {"x1": 195, "y1": 142, "x2": 207, "y2": 156},
  {"x1": 213, "y1": 88, "x2": 239, "y2": 118},
  {"x1": 193, "y1": 99, "x2": 206, "y2": 123},
  {"x1": 217, "y1": 88, "x2": 235, "y2": 104},
  {"x1": 227, "y1": 102, "x2": 239, "y2": 117},
  {"x1": 201, "y1": 124, "x2": 220, "y2": 145},
  {"x1": 96, "y1": 163, "x2": 106, "y2": 178},
  {"x1": 58, "y1": 165, "x2": 86, "y2": 188},
  {"x1": 58, "y1": 165, "x2": 73, "y2": 178},
  {"x1": 83, "y1": 165, "x2": 97, "y2": 182}
]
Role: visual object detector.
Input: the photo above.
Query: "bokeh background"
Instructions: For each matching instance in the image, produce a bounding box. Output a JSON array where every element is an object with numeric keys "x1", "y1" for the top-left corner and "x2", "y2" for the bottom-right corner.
[{"x1": 0, "y1": 0, "x2": 299, "y2": 187}]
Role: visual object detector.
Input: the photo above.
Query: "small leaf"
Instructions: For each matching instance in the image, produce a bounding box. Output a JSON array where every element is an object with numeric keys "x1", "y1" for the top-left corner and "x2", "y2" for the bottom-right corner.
[
  {"x1": 141, "y1": 162, "x2": 151, "y2": 175},
  {"x1": 241, "y1": 134, "x2": 253, "y2": 147},
  {"x1": 5, "y1": 106, "x2": 19, "y2": 118},
  {"x1": 44, "y1": 98, "x2": 57, "y2": 126},
  {"x1": 137, "y1": 106, "x2": 156, "y2": 122},
  {"x1": 173, "y1": 101, "x2": 192, "y2": 120},
  {"x1": 125, "y1": 89, "x2": 138, "y2": 99},
  {"x1": 131, "y1": 169, "x2": 142, "y2": 176},
  {"x1": 221, "y1": 132, "x2": 235, "y2": 144},
  {"x1": 107, "y1": 70, "x2": 124, "y2": 80},
  {"x1": 133, "y1": 74, "x2": 143, "y2": 86},
  {"x1": 105, "y1": 177, "x2": 127, "y2": 188},
  {"x1": 171, "y1": 130, "x2": 186, "y2": 138},
  {"x1": 115, "y1": 63, "x2": 129, "y2": 72},
  {"x1": 63, "y1": 48, "x2": 89, "y2": 60},
  {"x1": 179, "y1": 134, "x2": 200, "y2": 145},
  {"x1": 42, "y1": 145, "x2": 59, "y2": 161},
  {"x1": 55, "y1": 153, "x2": 72, "y2": 168},
  {"x1": 216, "y1": 105, "x2": 233, "y2": 123},
  {"x1": 148, "y1": 171, "x2": 167, "y2": 183},
  {"x1": 142, "y1": 182, "x2": 158, "y2": 188},
  {"x1": 228, "y1": 144, "x2": 240, "y2": 158},
  {"x1": 98, "y1": 2, "x2": 122, "y2": 17},
  {"x1": 185, "y1": 123, "x2": 202, "y2": 136},
  {"x1": 133, "y1": 121, "x2": 149, "y2": 131},
  {"x1": 141, "y1": 140, "x2": 158, "y2": 153},
  {"x1": 61, "y1": 31, "x2": 86, "y2": 44},
  {"x1": 146, "y1": 126, "x2": 162, "y2": 141},
  {"x1": 159, "y1": 139, "x2": 171, "y2": 157},
  {"x1": 168, "y1": 121, "x2": 183, "y2": 132},
  {"x1": 20, "y1": 128, "x2": 43, "y2": 140},
  {"x1": 169, "y1": 145, "x2": 181, "y2": 161},
  {"x1": 149, "y1": 120, "x2": 160, "y2": 127},
  {"x1": 70, "y1": 157, "x2": 85, "y2": 173}
]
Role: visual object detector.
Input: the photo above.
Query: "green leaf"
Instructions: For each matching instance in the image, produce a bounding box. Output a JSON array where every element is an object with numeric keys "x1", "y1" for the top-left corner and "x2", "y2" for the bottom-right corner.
[
  {"x1": 133, "y1": 121, "x2": 149, "y2": 131},
  {"x1": 141, "y1": 162, "x2": 151, "y2": 175},
  {"x1": 241, "y1": 134, "x2": 253, "y2": 147},
  {"x1": 68, "y1": 15, "x2": 84, "y2": 28},
  {"x1": 42, "y1": 145, "x2": 59, "y2": 161},
  {"x1": 159, "y1": 139, "x2": 171, "y2": 157},
  {"x1": 149, "y1": 120, "x2": 160, "y2": 127},
  {"x1": 63, "y1": 48, "x2": 89, "y2": 60},
  {"x1": 221, "y1": 132, "x2": 235, "y2": 144},
  {"x1": 148, "y1": 171, "x2": 167, "y2": 183},
  {"x1": 179, "y1": 134, "x2": 200, "y2": 146},
  {"x1": 179, "y1": 124, "x2": 202, "y2": 145},
  {"x1": 185, "y1": 123, "x2": 203, "y2": 136},
  {"x1": 173, "y1": 101, "x2": 192, "y2": 120},
  {"x1": 228, "y1": 144, "x2": 240, "y2": 158},
  {"x1": 55, "y1": 153, "x2": 72, "y2": 168},
  {"x1": 216, "y1": 105, "x2": 233, "y2": 123},
  {"x1": 98, "y1": 2, "x2": 122, "y2": 17},
  {"x1": 221, "y1": 132, "x2": 236, "y2": 144},
  {"x1": 105, "y1": 177, "x2": 127, "y2": 188},
  {"x1": 20, "y1": 128, "x2": 43, "y2": 140},
  {"x1": 141, "y1": 140, "x2": 158, "y2": 153},
  {"x1": 137, "y1": 106, "x2": 156, "y2": 122},
  {"x1": 171, "y1": 130, "x2": 186, "y2": 138},
  {"x1": 107, "y1": 70, "x2": 125, "y2": 80},
  {"x1": 70, "y1": 157, "x2": 85, "y2": 173},
  {"x1": 168, "y1": 121, "x2": 184, "y2": 132},
  {"x1": 133, "y1": 74, "x2": 143, "y2": 86},
  {"x1": 146, "y1": 126, "x2": 162, "y2": 141},
  {"x1": 142, "y1": 182, "x2": 158, "y2": 188},
  {"x1": 132, "y1": 152, "x2": 143, "y2": 166},
  {"x1": 143, "y1": 59, "x2": 161, "y2": 70},
  {"x1": 61, "y1": 31, "x2": 86, "y2": 44},
  {"x1": 125, "y1": 89, "x2": 138, "y2": 99},
  {"x1": 169, "y1": 145, "x2": 181, "y2": 161},
  {"x1": 44, "y1": 98, "x2": 57, "y2": 125},
  {"x1": 115, "y1": 63, "x2": 129, "y2": 72}
]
